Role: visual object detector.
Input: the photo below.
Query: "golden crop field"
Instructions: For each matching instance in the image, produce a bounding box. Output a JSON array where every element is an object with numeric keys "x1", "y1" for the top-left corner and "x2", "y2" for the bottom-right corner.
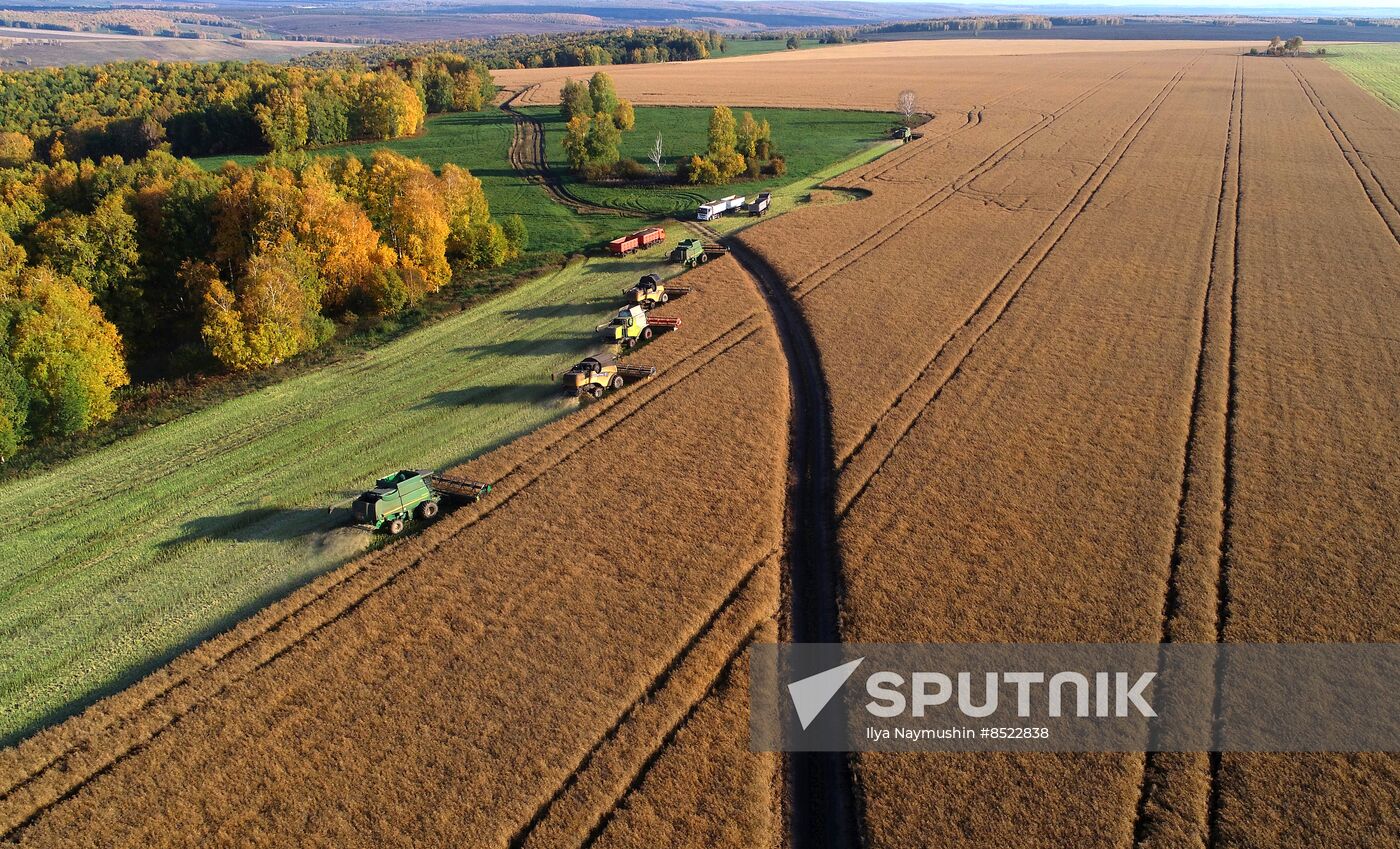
[{"x1": 3, "y1": 38, "x2": 1396, "y2": 848}]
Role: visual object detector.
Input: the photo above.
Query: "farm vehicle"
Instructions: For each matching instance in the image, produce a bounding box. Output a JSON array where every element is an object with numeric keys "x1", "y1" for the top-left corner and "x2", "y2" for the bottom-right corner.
[
  {"x1": 607, "y1": 226, "x2": 667, "y2": 256},
  {"x1": 562, "y1": 353, "x2": 656, "y2": 398},
  {"x1": 669, "y1": 238, "x2": 728, "y2": 269},
  {"x1": 597, "y1": 304, "x2": 681, "y2": 348},
  {"x1": 697, "y1": 195, "x2": 745, "y2": 221},
  {"x1": 352, "y1": 469, "x2": 492, "y2": 535},
  {"x1": 624, "y1": 273, "x2": 690, "y2": 310}
]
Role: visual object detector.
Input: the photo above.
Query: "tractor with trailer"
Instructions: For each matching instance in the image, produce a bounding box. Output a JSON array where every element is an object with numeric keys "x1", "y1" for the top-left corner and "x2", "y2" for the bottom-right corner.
[
  {"x1": 597, "y1": 304, "x2": 681, "y2": 348},
  {"x1": 607, "y1": 226, "x2": 667, "y2": 256},
  {"x1": 696, "y1": 195, "x2": 744, "y2": 221},
  {"x1": 625, "y1": 273, "x2": 690, "y2": 310},
  {"x1": 669, "y1": 238, "x2": 728, "y2": 269},
  {"x1": 561, "y1": 353, "x2": 656, "y2": 398},
  {"x1": 351, "y1": 470, "x2": 492, "y2": 534}
]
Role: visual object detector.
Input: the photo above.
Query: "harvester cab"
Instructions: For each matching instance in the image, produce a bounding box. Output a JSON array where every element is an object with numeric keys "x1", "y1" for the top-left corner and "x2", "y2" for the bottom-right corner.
[
  {"x1": 562, "y1": 353, "x2": 656, "y2": 399},
  {"x1": 597, "y1": 304, "x2": 681, "y2": 348},
  {"x1": 351, "y1": 469, "x2": 491, "y2": 534},
  {"x1": 625, "y1": 273, "x2": 690, "y2": 310}
]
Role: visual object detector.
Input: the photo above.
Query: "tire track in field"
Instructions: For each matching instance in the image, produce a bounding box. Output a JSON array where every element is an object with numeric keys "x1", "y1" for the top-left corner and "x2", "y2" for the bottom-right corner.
[
  {"x1": 688, "y1": 221, "x2": 855, "y2": 849},
  {"x1": 510, "y1": 557, "x2": 774, "y2": 849},
  {"x1": 503, "y1": 86, "x2": 645, "y2": 218},
  {"x1": 1131, "y1": 56, "x2": 1243, "y2": 849},
  {"x1": 1285, "y1": 60, "x2": 1400, "y2": 244},
  {"x1": 838, "y1": 54, "x2": 1203, "y2": 518},
  {"x1": 577, "y1": 623, "x2": 764, "y2": 849},
  {"x1": 0, "y1": 317, "x2": 769, "y2": 840},
  {"x1": 787, "y1": 67, "x2": 1135, "y2": 302},
  {"x1": 859, "y1": 69, "x2": 1071, "y2": 185}
]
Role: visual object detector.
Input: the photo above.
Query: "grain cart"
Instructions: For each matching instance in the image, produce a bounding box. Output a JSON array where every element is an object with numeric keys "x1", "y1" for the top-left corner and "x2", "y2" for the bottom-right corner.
[
  {"x1": 597, "y1": 304, "x2": 681, "y2": 348},
  {"x1": 696, "y1": 195, "x2": 744, "y2": 221},
  {"x1": 747, "y1": 192, "x2": 771, "y2": 216},
  {"x1": 352, "y1": 470, "x2": 492, "y2": 534},
  {"x1": 669, "y1": 238, "x2": 728, "y2": 269},
  {"x1": 625, "y1": 273, "x2": 690, "y2": 310},
  {"x1": 607, "y1": 226, "x2": 667, "y2": 256},
  {"x1": 561, "y1": 353, "x2": 656, "y2": 398}
]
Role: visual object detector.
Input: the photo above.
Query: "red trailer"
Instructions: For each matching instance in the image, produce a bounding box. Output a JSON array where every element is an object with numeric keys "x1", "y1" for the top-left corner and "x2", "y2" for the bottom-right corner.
[{"x1": 607, "y1": 226, "x2": 667, "y2": 256}]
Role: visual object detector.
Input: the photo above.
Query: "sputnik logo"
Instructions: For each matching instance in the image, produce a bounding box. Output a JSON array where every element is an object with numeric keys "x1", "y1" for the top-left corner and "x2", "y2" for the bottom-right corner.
[{"x1": 787, "y1": 657, "x2": 865, "y2": 730}]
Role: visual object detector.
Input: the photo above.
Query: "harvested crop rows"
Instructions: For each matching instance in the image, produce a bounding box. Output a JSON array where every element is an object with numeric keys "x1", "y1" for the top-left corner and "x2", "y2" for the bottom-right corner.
[
  {"x1": 0, "y1": 254, "x2": 791, "y2": 847},
  {"x1": 3, "y1": 39, "x2": 1397, "y2": 848}
]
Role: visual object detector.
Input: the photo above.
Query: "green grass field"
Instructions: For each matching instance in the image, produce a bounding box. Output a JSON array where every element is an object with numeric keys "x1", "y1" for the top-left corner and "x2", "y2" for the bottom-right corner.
[
  {"x1": 712, "y1": 38, "x2": 822, "y2": 57},
  {"x1": 1325, "y1": 43, "x2": 1400, "y2": 111},
  {"x1": 195, "y1": 104, "x2": 898, "y2": 248},
  {"x1": 0, "y1": 246, "x2": 680, "y2": 743},
  {"x1": 196, "y1": 111, "x2": 625, "y2": 256},
  {"x1": 526, "y1": 105, "x2": 900, "y2": 217}
]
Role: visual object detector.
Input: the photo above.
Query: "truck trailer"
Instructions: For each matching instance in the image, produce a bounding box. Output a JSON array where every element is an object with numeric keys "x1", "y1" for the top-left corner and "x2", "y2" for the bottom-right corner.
[
  {"x1": 607, "y1": 226, "x2": 667, "y2": 256},
  {"x1": 696, "y1": 195, "x2": 744, "y2": 221}
]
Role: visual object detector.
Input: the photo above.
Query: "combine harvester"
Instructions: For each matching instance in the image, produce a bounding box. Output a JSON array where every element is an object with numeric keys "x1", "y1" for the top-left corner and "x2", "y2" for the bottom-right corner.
[
  {"x1": 598, "y1": 303, "x2": 681, "y2": 348},
  {"x1": 561, "y1": 353, "x2": 656, "y2": 398},
  {"x1": 670, "y1": 238, "x2": 728, "y2": 269},
  {"x1": 696, "y1": 195, "x2": 744, "y2": 221},
  {"x1": 352, "y1": 470, "x2": 492, "y2": 534},
  {"x1": 607, "y1": 226, "x2": 667, "y2": 256},
  {"x1": 624, "y1": 273, "x2": 690, "y2": 310}
]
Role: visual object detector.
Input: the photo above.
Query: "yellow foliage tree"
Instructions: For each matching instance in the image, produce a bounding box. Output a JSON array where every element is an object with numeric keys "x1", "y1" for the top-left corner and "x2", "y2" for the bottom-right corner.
[
  {"x1": 8, "y1": 267, "x2": 129, "y2": 435},
  {"x1": 297, "y1": 173, "x2": 398, "y2": 313}
]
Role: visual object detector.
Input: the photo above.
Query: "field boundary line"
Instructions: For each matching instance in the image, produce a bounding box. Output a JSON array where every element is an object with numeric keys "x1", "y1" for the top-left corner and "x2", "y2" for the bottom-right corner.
[
  {"x1": 576, "y1": 622, "x2": 766, "y2": 849},
  {"x1": 511, "y1": 556, "x2": 776, "y2": 849},
  {"x1": 837, "y1": 53, "x2": 1203, "y2": 518},
  {"x1": 1132, "y1": 54, "x2": 1243, "y2": 849},
  {"x1": 788, "y1": 66, "x2": 1136, "y2": 302},
  {"x1": 0, "y1": 317, "x2": 769, "y2": 839},
  {"x1": 1285, "y1": 59, "x2": 1400, "y2": 244}
]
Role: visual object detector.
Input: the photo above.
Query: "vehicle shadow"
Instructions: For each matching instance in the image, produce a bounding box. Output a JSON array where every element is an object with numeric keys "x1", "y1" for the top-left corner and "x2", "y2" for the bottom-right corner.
[
  {"x1": 504, "y1": 296, "x2": 616, "y2": 321},
  {"x1": 413, "y1": 382, "x2": 549, "y2": 410},
  {"x1": 454, "y1": 332, "x2": 597, "y2": 359},
  {"x1": 160, "y1": 506, "x2": 341, "y2": 548}
]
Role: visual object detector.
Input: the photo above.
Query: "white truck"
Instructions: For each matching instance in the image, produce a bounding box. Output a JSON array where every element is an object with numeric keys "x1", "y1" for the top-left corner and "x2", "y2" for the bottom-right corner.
[
  {"x1": 747, "y1": 191, "x2": 772, "y2": 216},
  {"x1": 696, "y1": 195, "x2": 745, "y2": 221}
]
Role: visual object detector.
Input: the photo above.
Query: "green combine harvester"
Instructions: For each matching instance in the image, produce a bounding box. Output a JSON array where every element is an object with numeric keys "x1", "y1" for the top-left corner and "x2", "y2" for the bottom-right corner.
[
  {"x1": 669, "y1": 238, "x2": 728, "y2": 269},
  {"x1": 351, "y1": 469, "x2": 492, "y2": 534}
]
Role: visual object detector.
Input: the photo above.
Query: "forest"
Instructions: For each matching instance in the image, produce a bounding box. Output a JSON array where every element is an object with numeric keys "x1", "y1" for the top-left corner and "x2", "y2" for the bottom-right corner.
[
  {"x1": 0, "y1": 53, "x2": 496, "y2": 159},
  {"x1": 296, "y1": 27, "x2": 727, "y2": 71},
  {"x1": 0, "y1": 144, "x2": 523, "y2": 461}
]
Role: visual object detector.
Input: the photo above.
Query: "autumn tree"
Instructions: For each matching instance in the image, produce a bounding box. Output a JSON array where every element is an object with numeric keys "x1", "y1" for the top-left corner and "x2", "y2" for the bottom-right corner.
[
  {"x1": 588, "y1": 71, "x2": 620, "y2": 116},
  {"x1": 28, "y1": 191, "x2": 140, "y2": 297},
  {"x1": 0, "y1": 132, "x2": 33, "y2": 168},
  {"x1": 192, "y1": 237, "x2": 332, "y2": 371},
  {"x1": 560, "y1": 79, "x2": 593, "y2": 121},
  {"x1": 562, "y1": 114, "x2": 592, "y2": 172},
  {"x1": 736, "y1": 111, "x2": 760, "y2": 159},
  {"x1": 613, "y1": 99, "x2": 636, "y2": 132},
  {"x1": 352, "y1": 71, "x2": 425, "y2": 141},
  {"x1": 6, "y1": 267, "x2": 129, "y2": 437},
  {"x1": 254, "y1": 86, "x2": 310, "y2": 152},
  {"x1": 296, "y1": 172, "x2": 398, "y2": 314}
]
